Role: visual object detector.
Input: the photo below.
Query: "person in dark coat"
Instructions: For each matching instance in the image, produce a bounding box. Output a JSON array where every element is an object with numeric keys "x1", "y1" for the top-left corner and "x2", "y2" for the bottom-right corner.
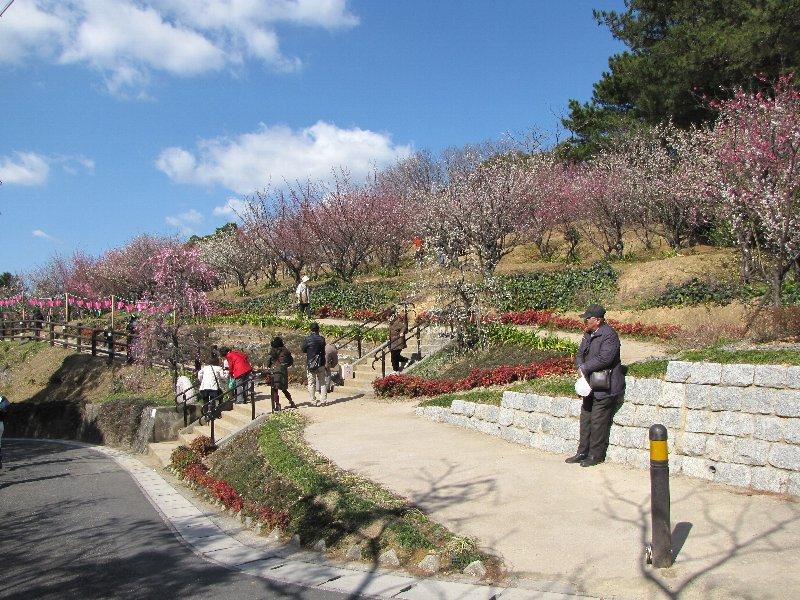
[
  {"x1": 388, "y1": 312, "x2": 408, "y2": 372},
  {"x1": 566, "y1": 304, "x2": 625, "y2": 467},
  {"x1": 267, "y1": 337, "x2": 296, "y2": 410},
  {"x1": 300, "y1": 322, "x2": 327, "y2": 406}
]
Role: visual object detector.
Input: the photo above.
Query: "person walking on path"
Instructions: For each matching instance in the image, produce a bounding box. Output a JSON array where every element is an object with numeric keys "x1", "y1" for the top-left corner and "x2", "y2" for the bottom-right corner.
[
  {"x1": 388, "y1": 311, "x2": 409, "y2": 372},
  {"x1": 324, "y1": 341, "x2": 340, "y2": 393},
  {"x1": 267, "y1": 337, "x2": 297, "y2": 410},
  {"x1": 220, "y1": 346, "x2": 254, "y2": 404},
  {"x1": 300, "y1": 322, "x2": 327, "y2": 406},
  {"x1": 197, "y1": 356, "x2": 226, "y2": 411},
  {"x1": 295, "y1": 275, "x2": 311, "y2": 316},
  {"x1": 565, "y1": 304, "x2": 625, "y2": 468}
]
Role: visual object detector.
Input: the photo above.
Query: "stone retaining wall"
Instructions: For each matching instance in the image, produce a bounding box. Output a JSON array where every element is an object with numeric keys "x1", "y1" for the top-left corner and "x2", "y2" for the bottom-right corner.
[{"x1": 415, "y1": 361, "x2": 800, "y2": 496}]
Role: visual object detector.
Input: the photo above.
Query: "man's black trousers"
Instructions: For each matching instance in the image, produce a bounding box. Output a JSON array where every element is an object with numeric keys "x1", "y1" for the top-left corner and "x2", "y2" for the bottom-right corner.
[
  {"x1": 577, "y1": 394, "x2": 621, "y2": 460},
  {"x1": 390, "y1": 349, "x2": 406, "y2": 372}
]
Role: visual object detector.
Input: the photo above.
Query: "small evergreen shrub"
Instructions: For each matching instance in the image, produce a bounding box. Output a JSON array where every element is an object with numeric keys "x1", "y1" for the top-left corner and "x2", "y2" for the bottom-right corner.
[
  {"x1": 495, "y1": 262, "x2": 618, "y2": 311},
  {"x1": 189, "y1": 435, "x2": 217, "y2": 457}
]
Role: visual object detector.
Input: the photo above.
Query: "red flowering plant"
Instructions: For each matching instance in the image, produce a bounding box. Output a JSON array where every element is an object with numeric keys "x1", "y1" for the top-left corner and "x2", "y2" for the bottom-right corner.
[
  {"x1": 245, "y1": 502, "x2": 290, "y2": 530},
  {"x1": 373, "y1": 356, "x2": 573, "y2": 398},
  {"x1": 496, "y1": 309, "x2": 679, "y2": 340}
]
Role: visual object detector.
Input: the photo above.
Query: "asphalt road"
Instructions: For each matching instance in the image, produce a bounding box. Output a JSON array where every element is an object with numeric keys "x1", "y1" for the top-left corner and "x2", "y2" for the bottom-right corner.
[{"x1": 0, "y1": 439, "x2": 349, "y2": 600}]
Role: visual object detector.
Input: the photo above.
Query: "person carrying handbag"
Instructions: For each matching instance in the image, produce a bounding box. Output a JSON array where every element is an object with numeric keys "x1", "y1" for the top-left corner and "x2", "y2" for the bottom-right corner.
[
  {"x1": 267, "y1": 337, "x2": 297, "y2": 410},
  {"x1": 300, "y1": 322, "x2": 327, "y2": 406},
  {"x1": 565, "y1": 304, "x2": 625, "y2": 467}
]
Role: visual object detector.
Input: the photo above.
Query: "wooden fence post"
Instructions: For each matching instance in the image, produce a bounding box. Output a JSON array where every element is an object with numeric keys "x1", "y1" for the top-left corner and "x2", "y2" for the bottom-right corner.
[
  {"x1": 91, "y1": 329, "x2": 98, "y2": 356},
  {"x1": 49, "y1": 322, "x2": 55, "y2": 346},
  {"x1": 76, "y1": 323, "x2": 83, "y2": 353}
]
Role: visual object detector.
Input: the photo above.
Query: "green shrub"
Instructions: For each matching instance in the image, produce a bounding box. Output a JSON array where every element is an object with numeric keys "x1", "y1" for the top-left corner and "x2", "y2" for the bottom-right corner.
[
  {"x1": 170, "y1": 446, "x2": 200, "y2": 473},
  {"x1": 310, "y1": 279, "x2": 405, "y2": 313},
  {"x1": 495, "y1": 262, "x2": 618, "y2": 311},
  {"x1": 189, "y1": 435, "x2": 217, "y2": 457},
  {"x1": 418, "y1": 389, "x2": 503, "y2": 408},
  {"x1": 484, "y1": 324, "x2": 578, "y2": 353},
  {"x1": 645, "y1": 276, "x2": 800, "y2": 308},
  {"x1": 643, "y1": 278, "x2": 742, "y2": 308},
  {"x1": 625, "y1": 360, "x2": 670, "y2": 378},
  {"x1": 679, "y1": 348, "x2": 800, "y2": 365},
  {"x1": 509, "y1": 374, "x2": 577, "y2": 397}
]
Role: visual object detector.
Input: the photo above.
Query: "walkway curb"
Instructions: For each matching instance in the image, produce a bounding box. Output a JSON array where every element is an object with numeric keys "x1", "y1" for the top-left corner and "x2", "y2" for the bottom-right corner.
[{"x1": 11, "y1": 438, "x2": 595, "y2": 599}]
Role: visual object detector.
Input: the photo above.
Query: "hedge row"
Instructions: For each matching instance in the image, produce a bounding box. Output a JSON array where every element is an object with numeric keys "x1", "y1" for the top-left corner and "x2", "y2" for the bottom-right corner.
[{"x1": 373, "y1": 356, "x2": 574, "y2": 398}]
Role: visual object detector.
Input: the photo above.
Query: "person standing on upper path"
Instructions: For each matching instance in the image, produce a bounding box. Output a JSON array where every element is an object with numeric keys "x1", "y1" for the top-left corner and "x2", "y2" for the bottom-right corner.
[
  {"x1": 267, "y1": 337, "x2": 297, "y2": 410},
  {"x1": 220, "y1": 346, "x2": 253, "y2": 404},
  {"x1": 566, "y1": 304, "x2": 625, "y2": 468},
  {"x1": 388, "y1": 311, "x2": 409, "y2": 372},
  {"x1": 295, "y1": 275, "x2": 311, "y2": 316},
  {"x1": 301, "y1": 322, "x2": 327, "y2": 406}
]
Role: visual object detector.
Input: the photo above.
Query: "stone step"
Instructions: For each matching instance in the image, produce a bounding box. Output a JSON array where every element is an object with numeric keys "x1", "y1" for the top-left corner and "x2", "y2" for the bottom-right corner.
[
  {"x1": 148, "y1": 440, "x2": 181, "y2": 468},
  {"x1": 178, "y1": 430, "x2": 201, "y2": 445}
]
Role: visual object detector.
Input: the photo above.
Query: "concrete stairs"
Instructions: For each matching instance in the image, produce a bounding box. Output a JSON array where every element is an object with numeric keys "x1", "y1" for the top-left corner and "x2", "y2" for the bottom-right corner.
[
  {"x1": 148, "y1": 391, "x2": 276, "y2": 468},
  {"x1": 341, "y1": 327, "x2": 454, "y2": 393}
]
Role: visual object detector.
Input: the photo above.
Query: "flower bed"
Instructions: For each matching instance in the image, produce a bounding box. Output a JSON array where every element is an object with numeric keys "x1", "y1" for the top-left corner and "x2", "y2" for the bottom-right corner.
[
  {"x1": 495, "y1": 310, "x2": 680, "y2": 339},
  {"x1": 170, "y1": 442, "x2": 289, "y2": 530},
  {"x1": 204, "y1": 313, "x2": 388, "y2": 342},
  {"x1": 373, "y1": 356, "x2": 574, "y2": 398},
  {"x1": 418, "y1": 309, "x2": 680, "y2": 340}
]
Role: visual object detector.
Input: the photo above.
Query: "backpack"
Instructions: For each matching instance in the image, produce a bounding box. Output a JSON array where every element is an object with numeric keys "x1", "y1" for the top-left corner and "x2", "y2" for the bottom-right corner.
[
  {"x1": 283, "y1": 349, "x2": 294, "y2": 368},
  {"x1": 307, "y1": 352, "x2": 323, "y2": 370}
]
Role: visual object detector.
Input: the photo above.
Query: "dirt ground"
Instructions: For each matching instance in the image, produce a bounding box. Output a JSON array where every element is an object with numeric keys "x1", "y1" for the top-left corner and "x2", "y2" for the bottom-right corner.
[{"x1": 0, "y1": 340, "x2": 171, "y2": 404}]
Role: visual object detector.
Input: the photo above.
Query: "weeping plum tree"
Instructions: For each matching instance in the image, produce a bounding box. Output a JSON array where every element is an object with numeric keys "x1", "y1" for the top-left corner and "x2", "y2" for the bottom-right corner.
[
  {"x1": 706, "y1": 75, "x2": 800, "y2": 304},
  {"x1": 132, "y1": 243, "x2": 218, "y2": 380}
]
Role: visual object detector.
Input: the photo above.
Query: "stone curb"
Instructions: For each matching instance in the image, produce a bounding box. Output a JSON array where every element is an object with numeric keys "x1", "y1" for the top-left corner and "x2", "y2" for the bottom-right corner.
[{"x1": 14, "y1": 439, "x2": 596, "y2": 600}]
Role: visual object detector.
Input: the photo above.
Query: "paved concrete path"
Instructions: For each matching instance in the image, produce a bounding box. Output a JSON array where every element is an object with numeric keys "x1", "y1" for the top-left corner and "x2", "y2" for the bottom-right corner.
[
  {"x1": 304, "y1": 398, "x2": 800, "y2": 600},
  {"x1": 0, "y1": 438, "x2": 345, "y2": 600},
  {"x1": 2, "y1": 438, "x2": 588, "y2": 600}
]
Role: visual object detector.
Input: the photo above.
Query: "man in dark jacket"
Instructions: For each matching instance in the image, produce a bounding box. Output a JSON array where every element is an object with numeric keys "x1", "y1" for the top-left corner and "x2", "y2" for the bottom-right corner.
[
  {"x1": 388, "y1": 312, "x2": 409, "y2": 372},
  {"x1": 300, "y1": 322, "x2": 327, "y2": 406},
  {"x1": 566, "y1": 304, "x2": 625, "y2": 467}
]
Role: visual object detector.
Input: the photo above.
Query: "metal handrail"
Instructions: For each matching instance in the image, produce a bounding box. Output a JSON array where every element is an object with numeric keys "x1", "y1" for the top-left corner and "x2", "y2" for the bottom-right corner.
[
  {"x1": 329, "y1": 298, "x2": 418, "y2": 357},
  {"x1": 366, "y1": 298, "x2": 459, "y2": 377}
]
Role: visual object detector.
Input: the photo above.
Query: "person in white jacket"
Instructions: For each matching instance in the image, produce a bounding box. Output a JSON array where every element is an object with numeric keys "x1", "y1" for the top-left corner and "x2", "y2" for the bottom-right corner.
[
  {"x1": 198, "y1": 357, "x2": 226, "y2": 407},
  {"x1": 295, "y1": 275, "x2": 311, "y2": 316}
]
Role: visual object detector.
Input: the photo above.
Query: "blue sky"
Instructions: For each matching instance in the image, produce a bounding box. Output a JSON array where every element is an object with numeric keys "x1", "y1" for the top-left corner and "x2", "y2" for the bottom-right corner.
[{"x1": 1, "y1": 0, "x2": 626, "y2": 274}]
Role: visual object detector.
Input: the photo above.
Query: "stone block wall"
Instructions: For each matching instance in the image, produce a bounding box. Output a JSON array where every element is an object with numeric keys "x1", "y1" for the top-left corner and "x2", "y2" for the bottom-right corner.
[{"x1": 415, "y1": 361, "x2": 800, "y2": 496}]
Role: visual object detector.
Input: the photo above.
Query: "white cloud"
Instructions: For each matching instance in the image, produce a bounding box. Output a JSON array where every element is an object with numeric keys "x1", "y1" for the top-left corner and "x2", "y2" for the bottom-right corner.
[
  {"x1": 213, "y1": 198, "x2": 249, "y2": 218},
  {"x1": 0, "y1": 152, "x2": 50, "y2": 186},
  {"x1": 156, "y1": 121, "x2": 412, "y2": 194},
  {"x1": 1, "y1": 1, "x2": 358, "y2": 96},
  {"x1": 0, "y1": 151, "x2": 95, "y2": 184},
  {"x1": 165, "y1": 208, "x2": 204, "y2": 235},
  {"x1": 32, "y1": 229, "x2": 59, "y2": 242}
]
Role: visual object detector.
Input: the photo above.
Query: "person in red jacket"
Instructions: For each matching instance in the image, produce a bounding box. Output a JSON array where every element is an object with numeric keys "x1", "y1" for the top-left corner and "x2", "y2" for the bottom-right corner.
[{"x1": 219, "y1": 346, "x2": 253, "y2": 404}]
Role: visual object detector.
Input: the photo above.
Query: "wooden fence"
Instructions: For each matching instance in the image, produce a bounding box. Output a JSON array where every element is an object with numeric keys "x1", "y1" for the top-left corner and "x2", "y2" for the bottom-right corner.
[{"x1": 0, "y1": 319, "x2": 135, "y2": 364}]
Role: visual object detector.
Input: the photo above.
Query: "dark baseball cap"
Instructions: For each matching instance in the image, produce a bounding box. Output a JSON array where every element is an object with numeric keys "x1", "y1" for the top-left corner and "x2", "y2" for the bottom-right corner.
[{"x1": 579, "y1": 304, "x2": 606, "y2": 319}]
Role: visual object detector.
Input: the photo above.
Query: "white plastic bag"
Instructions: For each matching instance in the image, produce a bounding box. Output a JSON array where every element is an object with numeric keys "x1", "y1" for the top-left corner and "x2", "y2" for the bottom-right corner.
[{"x1": 574, "y1": 371, "x2": 591, "y2": 397}]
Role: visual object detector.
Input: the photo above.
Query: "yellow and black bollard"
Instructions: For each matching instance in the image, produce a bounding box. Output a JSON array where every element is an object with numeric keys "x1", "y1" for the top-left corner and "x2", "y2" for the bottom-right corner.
[{"x1": 648, "y1": 423, "x2": 673, "y2": 568}]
